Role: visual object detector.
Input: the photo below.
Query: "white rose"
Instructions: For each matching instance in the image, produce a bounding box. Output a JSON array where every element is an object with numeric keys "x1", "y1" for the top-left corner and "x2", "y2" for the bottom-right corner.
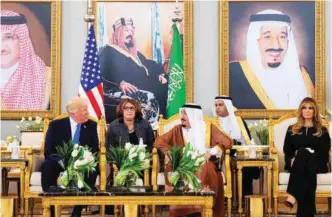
[
  {"x1": 128, "y1": 153, "x2": 137, "y2": 161},
  {"x1": 128, "y1": 146, "x2": 138, "y2": 156},
  {"x1": 28, "y1": 117, "x2": 32, "y2": 121},
  {"x1": 125, "y1": 142, "x2": 132, "y2": 151},
  {"x1": 77, "y1": 179, "x2": 84, "y2": 189},
  {"x1": 74, "y1": 159, "x2": 88, "y2": 169},
  {"x1": 71, "y1": 149, "x2": 79, "y2": 158},
  {"x1": 74, "y1": 144, "x2": 79, "y2": 149},
  {"x1": 21, "y1": 117, "x2": 25, "y2": 121},
  {"x1": 139, "y1": 152, "x2": 145, "y2": 161}
]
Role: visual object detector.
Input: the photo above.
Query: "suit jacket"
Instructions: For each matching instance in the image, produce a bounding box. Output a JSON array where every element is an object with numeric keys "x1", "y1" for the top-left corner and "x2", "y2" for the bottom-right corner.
[{"x1": 44, "y1": 117, "x2": 99, "y2": 161}]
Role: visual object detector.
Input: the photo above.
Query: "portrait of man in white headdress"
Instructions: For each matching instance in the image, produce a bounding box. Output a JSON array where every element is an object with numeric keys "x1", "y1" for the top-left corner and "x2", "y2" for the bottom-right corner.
[{"x1": 229, "y1": 4, "x2": 315, "y2": 110}]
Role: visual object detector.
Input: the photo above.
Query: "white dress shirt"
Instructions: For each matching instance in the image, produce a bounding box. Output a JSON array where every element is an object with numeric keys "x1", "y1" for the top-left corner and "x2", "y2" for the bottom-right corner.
[{"x1": 69, "y1": 117, "x2": 79, "y2": 139}]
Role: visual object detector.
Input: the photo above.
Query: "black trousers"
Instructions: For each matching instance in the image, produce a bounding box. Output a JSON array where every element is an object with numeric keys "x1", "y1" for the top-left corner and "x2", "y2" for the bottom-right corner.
[
  {"x1": 41, "y1": 159, "x2": 98, "y2": 217},
  {"x1": 287, "y1": 148, "x2": 318, "y2": 217},
  {"x1": 242, "y1": 167, "x2": 260, "y2": 197}
]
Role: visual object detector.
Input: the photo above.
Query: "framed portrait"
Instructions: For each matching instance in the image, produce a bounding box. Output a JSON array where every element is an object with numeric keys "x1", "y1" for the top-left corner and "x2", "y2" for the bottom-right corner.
[
  {"x1": 92, "y1": 0, "x2": 193, "y2": 124},
  {"x1": 219, "y1": 0, "x2": 325, "y2": 118},
  {"x1": 1, "y1": 0, "x2": 61, "y2": 119}
]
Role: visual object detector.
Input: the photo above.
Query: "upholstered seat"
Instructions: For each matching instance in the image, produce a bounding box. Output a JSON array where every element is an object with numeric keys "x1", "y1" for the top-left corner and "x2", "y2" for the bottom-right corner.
[{"x1": 269, "y1": 113, "x2": 331, "y2": 217}]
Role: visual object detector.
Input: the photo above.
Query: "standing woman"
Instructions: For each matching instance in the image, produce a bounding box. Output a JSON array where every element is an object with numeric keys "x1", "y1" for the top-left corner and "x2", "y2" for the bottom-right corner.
[
  {"x1": 283, "y1": 97, "x2": 331, "y2": 217},
  {"x1": 106, "y1": 98, "x2": 155, "y2": 152}
]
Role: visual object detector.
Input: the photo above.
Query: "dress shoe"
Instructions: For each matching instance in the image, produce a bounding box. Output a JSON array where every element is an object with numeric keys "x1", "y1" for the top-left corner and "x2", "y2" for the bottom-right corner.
[{"x1": 283, "y1": 201, "x2": 294, "y2": 211}]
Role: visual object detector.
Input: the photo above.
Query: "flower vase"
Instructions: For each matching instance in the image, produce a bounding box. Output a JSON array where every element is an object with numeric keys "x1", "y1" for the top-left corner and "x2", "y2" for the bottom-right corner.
[
  {"x1": 66, "y1": 179, "x2": 79, "y2": 192},
  {"x1": 173, "y1": 179, "x2": 186, "y2": 192},
  {"x1": 124, "y1": 172, "x2": 136, "y2": 188}
]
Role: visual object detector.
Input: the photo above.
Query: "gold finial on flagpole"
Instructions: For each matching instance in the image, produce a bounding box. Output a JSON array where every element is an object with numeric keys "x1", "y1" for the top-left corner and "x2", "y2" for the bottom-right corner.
[
  {"x1": 172, "y1": 0, "x2": 182, "y2": 23},
  {"x1": 84, "y1": 0, "x2": 95, "y2": 23}
]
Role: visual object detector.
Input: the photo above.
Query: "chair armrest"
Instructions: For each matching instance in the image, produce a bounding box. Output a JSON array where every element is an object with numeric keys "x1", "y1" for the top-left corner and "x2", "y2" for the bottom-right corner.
[
  {"x1": 24, "y1": 148, "x2": 33, "y2": 197},
  {"x1": 144, "y1": 168, "x2": 150, "y2": 186},
  {"x1": 270, "y1": 151, "x2": 279, "y2": 195},
  {"x1": 224, "y1": 149, "x2": 232, "y2": 197},
  {"x1": 112, "y1": 164, "x2": 119, "y2": 186},
  {"x1": 151, "y1": 147, "x2": 158, "y2": 191},
  {"x1": 99, "y1": 147, "x2": 106, "y2": 191}
]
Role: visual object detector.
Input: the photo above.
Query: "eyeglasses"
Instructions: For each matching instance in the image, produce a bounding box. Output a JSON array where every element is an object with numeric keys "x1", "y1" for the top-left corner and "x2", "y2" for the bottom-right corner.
[
  {"x1": 301, "y1": 106, "x2": 314, "y2": 110},
  {"x1": 123, "y1": 106, "x2": 135, "y2": 112}
]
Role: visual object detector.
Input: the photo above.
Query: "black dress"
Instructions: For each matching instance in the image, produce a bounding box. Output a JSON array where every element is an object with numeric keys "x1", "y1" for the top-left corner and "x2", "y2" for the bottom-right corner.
[{"x1": 283, "y1": 125, "x2": 331, "y2": 217}]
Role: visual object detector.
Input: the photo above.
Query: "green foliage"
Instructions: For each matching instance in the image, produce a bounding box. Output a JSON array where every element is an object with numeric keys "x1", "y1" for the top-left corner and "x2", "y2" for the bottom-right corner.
[
  {"x1": 55, "y1": 141, "x2": 98, "y2": 191},
  {"x1": 167, "y1": 143, "x2": 206, "y2": 191},
  {"x1": 248, "y1": 119, "x2": 269, "y2": 145}
]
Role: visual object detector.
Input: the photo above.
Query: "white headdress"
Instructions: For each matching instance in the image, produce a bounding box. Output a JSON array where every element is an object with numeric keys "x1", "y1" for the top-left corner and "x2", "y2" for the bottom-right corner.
[
  {"x1": 212, "y1": 96, "x2": 242, "y2": 142},
  {"x1": 180, "y1": 104, "x2": 208, "y2": 154},
  {"x1": 246, "y1": 9, "x2": 309, "y2": 108}
]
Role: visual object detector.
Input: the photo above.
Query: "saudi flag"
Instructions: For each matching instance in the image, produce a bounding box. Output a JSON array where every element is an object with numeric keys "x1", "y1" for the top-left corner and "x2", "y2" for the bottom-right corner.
[{"x1": 166, "y1": 24, "x2": 186, "y2": 118}]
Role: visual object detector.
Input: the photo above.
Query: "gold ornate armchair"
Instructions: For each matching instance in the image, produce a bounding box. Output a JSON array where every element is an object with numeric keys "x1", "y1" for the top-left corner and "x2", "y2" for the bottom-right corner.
[
  {"x1": 269, "y1": 113, "x2": 331, "y2": 217},
  {"x1": 152, "y1": 114, "x2": 232, "y2": 217},
  {"x1": 23, "y1": 114, "x2": 106, "y2": 217}
]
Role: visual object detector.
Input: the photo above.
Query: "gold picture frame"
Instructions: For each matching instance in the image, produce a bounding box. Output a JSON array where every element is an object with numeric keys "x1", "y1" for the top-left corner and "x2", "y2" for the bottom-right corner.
[
  {"x1": 1, "y1": 0, "x2": 61, "y2": 119},
  {"x1": 91, "y1": 0, "x2": 193, "y2": 122},
  {"x1": 219, "y1": 0, "x2": 325, "y2": 118}
]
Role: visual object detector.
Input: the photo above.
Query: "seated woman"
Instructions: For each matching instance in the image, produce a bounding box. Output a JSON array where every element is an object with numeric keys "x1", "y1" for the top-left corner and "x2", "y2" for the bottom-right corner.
[
  {"x1": 106, "y1": 98, "x2": 155, "y2": 217},
  {"x1": 106, "y1": 98, "x2": 155, "y2": 152},
  {"x1": 283, "y1": 97, "x2": 331, "y2": 217}
]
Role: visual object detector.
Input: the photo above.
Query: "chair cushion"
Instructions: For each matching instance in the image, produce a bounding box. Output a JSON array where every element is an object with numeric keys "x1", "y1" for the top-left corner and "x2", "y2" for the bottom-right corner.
[
  {"x1": 8, "y1": 168, "x2": 20, "y2": 178},
  {"x1": 279, "y1": 172, "x2": 332, "y2": 185},
  {"x1": 30, "y1": 172, "x2": 100, "y2": 187},
  {"x1": 278, "y1": 184, "x2": 331, "y2": 191}
]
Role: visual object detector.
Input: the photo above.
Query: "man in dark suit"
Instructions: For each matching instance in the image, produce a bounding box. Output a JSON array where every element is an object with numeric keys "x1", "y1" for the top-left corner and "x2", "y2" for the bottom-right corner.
[{"x1": 41, "y1": 97, "x2": 99, "y2": 217}]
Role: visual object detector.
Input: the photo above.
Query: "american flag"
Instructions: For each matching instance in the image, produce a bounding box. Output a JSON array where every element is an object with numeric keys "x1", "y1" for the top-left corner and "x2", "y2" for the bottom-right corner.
[{"x1": 79, "y1": 24, "x2": 105, "y2": 120}]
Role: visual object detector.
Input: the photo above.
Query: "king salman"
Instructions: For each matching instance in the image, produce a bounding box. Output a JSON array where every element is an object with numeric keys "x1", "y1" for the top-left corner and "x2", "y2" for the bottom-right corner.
[{"x1": 154, "y1": 104, "x2": 233, "y2": 217}]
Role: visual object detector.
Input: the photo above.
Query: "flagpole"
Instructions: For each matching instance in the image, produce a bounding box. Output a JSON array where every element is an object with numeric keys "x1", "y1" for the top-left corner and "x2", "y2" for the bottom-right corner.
[
  {"x1": 172, "y1": 0, "x2": 183, "y2": 25},
  {"x1": 84, "y1": 0, "x2": 95, "y2": 23}
]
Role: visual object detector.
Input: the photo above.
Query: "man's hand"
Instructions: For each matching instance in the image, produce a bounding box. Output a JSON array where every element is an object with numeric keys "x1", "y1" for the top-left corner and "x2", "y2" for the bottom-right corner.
[
  {"x1": 120, "y1": 81, "x2": 137, "y2": 94},
  {"x1": 204, "y1": 152, "x2": 211, "y2": 161},
  {"x1": 158, "y1": 74, "x2": 167, "y2": 84}
]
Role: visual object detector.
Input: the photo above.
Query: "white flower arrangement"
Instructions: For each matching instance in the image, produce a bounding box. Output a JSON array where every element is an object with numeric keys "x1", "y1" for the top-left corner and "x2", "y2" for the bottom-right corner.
[
  {"x1": 55, "y1": 141, "x2": 97, "y2": 190},
  {"x1": 248, "y1": 119, "x2": 269, "y2": 146},
  {"x1": 167, "y1": 143, "x2": 206, "y2": 191},
  {"x1": 16, "y1": 116, "x2": 43, "y2": 131},
  {"x1": 109, "y1": 142, "x2": 150, "y2": 187}
]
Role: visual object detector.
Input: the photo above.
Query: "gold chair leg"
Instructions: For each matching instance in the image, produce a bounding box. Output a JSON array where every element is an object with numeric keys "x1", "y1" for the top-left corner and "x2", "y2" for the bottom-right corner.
[
  {"x1": 54, "y1": 205, "x2": 61, "y2": 217},
  {"x1": 114, "y1": 205, "x2": 119, "y2": 217},
  {"x1": 227, "y1": 198, "x2": 232, "y2": 217},
  {"x1": 24, "y1": 199, "x2": 29, "y2": 217},
  {"x1": 152, "y1": 205, "x2": 156, "y2": 217},
  {"x1": 30, "y1": 198, "x2": 35, "y2": 217},
  {"x1": 100, "y1": 205, "x2": 105, "y2": 217},
  {"x1": 274, "y1": 197, "x2": 278, "y2": 217}
]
